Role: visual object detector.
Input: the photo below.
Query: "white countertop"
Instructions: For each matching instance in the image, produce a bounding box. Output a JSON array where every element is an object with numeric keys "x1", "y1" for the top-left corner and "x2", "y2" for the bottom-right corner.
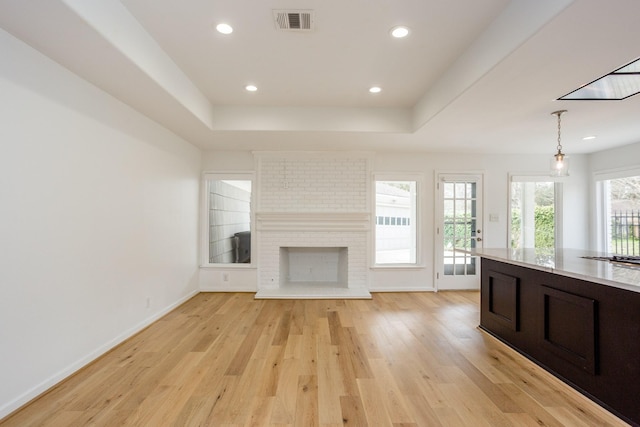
[{"x1": 470, "y1": 248, "x2": 640, "y2": 293}]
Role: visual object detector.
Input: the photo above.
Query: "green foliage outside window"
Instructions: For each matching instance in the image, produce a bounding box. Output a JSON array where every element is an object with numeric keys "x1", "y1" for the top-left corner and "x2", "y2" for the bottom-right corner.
[{"x1": 511, "y1": 205, "x2": 555, "y2": 249}]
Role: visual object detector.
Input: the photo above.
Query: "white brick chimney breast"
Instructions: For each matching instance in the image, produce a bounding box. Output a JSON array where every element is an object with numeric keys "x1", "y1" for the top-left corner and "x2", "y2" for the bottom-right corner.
[{"x1": 254, "y1": 152, "x2": 373, "y2": 298}]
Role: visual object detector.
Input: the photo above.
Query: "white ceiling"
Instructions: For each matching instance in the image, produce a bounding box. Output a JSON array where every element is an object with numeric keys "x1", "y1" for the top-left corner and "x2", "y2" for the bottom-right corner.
[{"x1": 1, "y1": 0, "x2": 640, "y2": 154}]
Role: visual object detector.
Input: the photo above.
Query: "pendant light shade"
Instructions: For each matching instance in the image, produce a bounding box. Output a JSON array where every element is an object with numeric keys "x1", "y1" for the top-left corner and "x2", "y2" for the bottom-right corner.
[{"x1": 550, "y1": 110, "x2": 569, "y2": 177}]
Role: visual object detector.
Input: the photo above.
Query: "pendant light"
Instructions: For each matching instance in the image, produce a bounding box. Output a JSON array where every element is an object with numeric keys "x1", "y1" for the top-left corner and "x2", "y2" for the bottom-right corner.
[{"x1": 550, "y1": 110, "x2": 569, "y2": 177}]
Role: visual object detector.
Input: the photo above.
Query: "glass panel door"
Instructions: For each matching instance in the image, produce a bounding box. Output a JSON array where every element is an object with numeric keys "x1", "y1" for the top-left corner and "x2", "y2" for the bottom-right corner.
[{"x1": 436, "y1": 175, "x2": 483, "y2": 290}]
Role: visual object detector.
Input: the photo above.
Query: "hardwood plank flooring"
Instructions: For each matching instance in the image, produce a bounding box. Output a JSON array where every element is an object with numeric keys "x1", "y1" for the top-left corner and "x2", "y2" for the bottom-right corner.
[{"x1": 1, "y1": 292, "x2": 630, "y2": 426}]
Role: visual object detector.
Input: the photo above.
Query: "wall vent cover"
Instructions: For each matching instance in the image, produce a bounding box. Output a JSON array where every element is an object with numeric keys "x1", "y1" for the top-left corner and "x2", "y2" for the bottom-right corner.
[{"x1": 273, "y1": 10, "x2": 314, "y2": 31}]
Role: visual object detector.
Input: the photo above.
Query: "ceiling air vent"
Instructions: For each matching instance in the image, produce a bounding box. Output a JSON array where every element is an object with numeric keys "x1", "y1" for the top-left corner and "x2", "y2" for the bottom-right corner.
[{"x1": 273, "y1": 10, "x2": 314, "y2": 31}]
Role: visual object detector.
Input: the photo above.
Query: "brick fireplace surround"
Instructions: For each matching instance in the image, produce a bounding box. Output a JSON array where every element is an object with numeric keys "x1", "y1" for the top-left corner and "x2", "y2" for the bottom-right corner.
[{"x1": 253, "y1": 152, "x2": 372, "y2": 299}]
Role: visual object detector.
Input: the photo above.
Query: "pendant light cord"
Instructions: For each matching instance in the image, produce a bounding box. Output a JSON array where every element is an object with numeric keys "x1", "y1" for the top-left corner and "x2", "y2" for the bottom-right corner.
[{"x1": 552, "y1": 110, "x2": 567, "y2": 155}]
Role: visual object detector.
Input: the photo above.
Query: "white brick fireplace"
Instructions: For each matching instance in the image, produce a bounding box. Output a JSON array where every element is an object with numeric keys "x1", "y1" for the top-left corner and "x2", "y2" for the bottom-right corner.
[{"x1": 254, "y1": 152, "x2": 372, "y2": 299}]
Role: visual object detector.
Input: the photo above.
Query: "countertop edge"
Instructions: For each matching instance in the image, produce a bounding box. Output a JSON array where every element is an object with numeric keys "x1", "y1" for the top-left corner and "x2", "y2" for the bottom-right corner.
[{"x1": 470, "y1": 249, "x2": 640, "y2": 294}]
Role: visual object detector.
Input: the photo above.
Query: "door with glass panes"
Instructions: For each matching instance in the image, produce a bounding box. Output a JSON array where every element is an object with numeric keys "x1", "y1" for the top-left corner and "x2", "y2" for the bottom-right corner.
[{"x1": 436, "y1": 174, "x2": 483, "y2": 290}]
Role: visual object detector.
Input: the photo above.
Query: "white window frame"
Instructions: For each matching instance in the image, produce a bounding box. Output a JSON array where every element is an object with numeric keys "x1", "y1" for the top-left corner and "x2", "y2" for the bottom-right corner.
[
  {"x1": 507, "y1": 173, "x2": 564, "y2": 250},
  {"x1": 372, "y1": 173, "x2": 424, "y2": 268},
  {"x1": 200, "y1": 171, "x2": 255, "y2": 268}
]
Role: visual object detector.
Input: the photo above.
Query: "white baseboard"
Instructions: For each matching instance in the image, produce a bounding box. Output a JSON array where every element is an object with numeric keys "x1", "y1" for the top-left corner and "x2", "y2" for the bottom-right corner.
[
  {"x1": 370, "y1": 286, "x2": 437, "y2": 292},
  {"x1": 0, "y1": 289, "x2": 199, "y2": 420},
  {"x1": 199, "y1": 285, "x2": 257, "y2": 292},
  {"x1": 436, "y1": 286, "x2": 480, "y2": 291}
]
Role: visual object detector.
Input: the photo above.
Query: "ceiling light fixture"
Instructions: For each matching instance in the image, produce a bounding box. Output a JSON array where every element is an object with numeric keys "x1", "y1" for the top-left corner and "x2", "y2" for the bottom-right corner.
[
  {"x1": 216, "y1": 23, "x2": 233, "y2": 34},
  {"x1": 550, "y1": 110, "x2": 569, "y2": 177},
  {"x1": 245, "y1": 84, "x2": 257, "y2": 92},
  {"x1": 390, "y1": 26, "x2": 409, "y2": 38},
  {"x1": 369, "y1": 86, "x2": 381, "y2": 93}
]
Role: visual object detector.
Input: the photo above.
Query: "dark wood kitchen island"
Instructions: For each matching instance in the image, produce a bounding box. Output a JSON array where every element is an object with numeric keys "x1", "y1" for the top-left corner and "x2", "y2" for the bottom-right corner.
[{"x1": 473, "y1": 248, "x2": 640, "y2": 426}]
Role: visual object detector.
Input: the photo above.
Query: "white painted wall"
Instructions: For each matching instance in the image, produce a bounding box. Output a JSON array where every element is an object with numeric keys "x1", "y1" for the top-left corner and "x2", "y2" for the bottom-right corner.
[
  {"x1": 200, "y1": 150, "x2": 591, "y2": 291},
  {"x1": 0, "y1": 30, "x2": 201, "y2": 418},
  {"x1": 588, "y1": 140, "x2": 640, "y2": 172}
]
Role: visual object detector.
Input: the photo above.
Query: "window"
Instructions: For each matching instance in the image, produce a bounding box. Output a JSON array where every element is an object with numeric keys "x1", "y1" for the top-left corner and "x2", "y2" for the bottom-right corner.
[
  {"x1": 509, "y1": 176, "x2": 561, "y2": 250},
  {"x1": 596, "y1": 171, "x2": 640, "y2": 256},
  {"x1": 201, "y1": 173, "x2": 253, "y2": 265},
  {"x1": 374, "y1": 178, "x2": 419, "y2": 264}
]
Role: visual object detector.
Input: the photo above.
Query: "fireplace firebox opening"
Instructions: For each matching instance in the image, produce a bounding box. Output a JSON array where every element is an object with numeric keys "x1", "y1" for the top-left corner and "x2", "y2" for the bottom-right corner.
[{"x1": 279, "y1": 247, "x2": 348, "y2": 287}]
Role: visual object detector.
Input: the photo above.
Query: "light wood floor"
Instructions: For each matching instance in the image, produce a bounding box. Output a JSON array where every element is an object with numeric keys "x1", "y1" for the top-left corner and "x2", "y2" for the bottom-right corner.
[{"x1": 1, "y1": 292, "x2": 630, "y2": 426}]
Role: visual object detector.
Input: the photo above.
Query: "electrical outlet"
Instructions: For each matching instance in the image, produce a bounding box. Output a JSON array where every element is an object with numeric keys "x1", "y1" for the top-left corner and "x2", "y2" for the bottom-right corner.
[
  {"x1": 146, "y1": 297, "x2": 151, "y2": 309},
  {"x1": 223, "y1": 273, "x2": 229, "y2": 282}
]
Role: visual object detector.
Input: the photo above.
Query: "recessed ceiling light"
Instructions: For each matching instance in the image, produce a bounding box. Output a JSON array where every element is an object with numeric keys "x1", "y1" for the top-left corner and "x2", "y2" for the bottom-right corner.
[
  {"x1": 390, "y1": 26, "x2": 409, "y2": 38},
  {"x1": 245, "y1": 85, "x2": 258, "y2": 92},
  {"x1": 216, "y1": 23, "x2": 233, "y2": 35},
  {"x1": 369, "y1": 86, "x2": 382, "y2": 93},
  {"x1": 582, "y1": 135, "x2": 597, "y2": 140}
]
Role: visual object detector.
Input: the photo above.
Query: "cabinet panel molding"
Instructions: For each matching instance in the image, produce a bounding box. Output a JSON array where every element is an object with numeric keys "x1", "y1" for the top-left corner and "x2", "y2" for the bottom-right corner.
[
  {"x1": 541, "y1": 285, "x2": 598, "y2": 375},
  {"x1": 487, "y1": 270, "x2": 520, "y2": 331}
]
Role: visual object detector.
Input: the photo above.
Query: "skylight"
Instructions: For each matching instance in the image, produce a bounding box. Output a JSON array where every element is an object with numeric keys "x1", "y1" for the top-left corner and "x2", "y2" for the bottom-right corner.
[{"x1": 559, "y1": 58, "x2": 640, "y2": 100}]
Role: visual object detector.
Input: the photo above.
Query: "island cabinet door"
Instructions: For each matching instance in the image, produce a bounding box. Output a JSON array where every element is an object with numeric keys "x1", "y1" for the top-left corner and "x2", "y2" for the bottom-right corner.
[
  {"x1": 480, "y1": 259, "x2": 540, "y2": 353},
  {"x1": 538, "y1": 284, "x2": 598, "y2": 375}
]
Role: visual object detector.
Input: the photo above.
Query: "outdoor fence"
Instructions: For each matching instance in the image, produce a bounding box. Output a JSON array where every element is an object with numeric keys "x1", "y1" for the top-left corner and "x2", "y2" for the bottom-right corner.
[{"x1": 611, "y1": 210, "x2": 640, "y2": 256}]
